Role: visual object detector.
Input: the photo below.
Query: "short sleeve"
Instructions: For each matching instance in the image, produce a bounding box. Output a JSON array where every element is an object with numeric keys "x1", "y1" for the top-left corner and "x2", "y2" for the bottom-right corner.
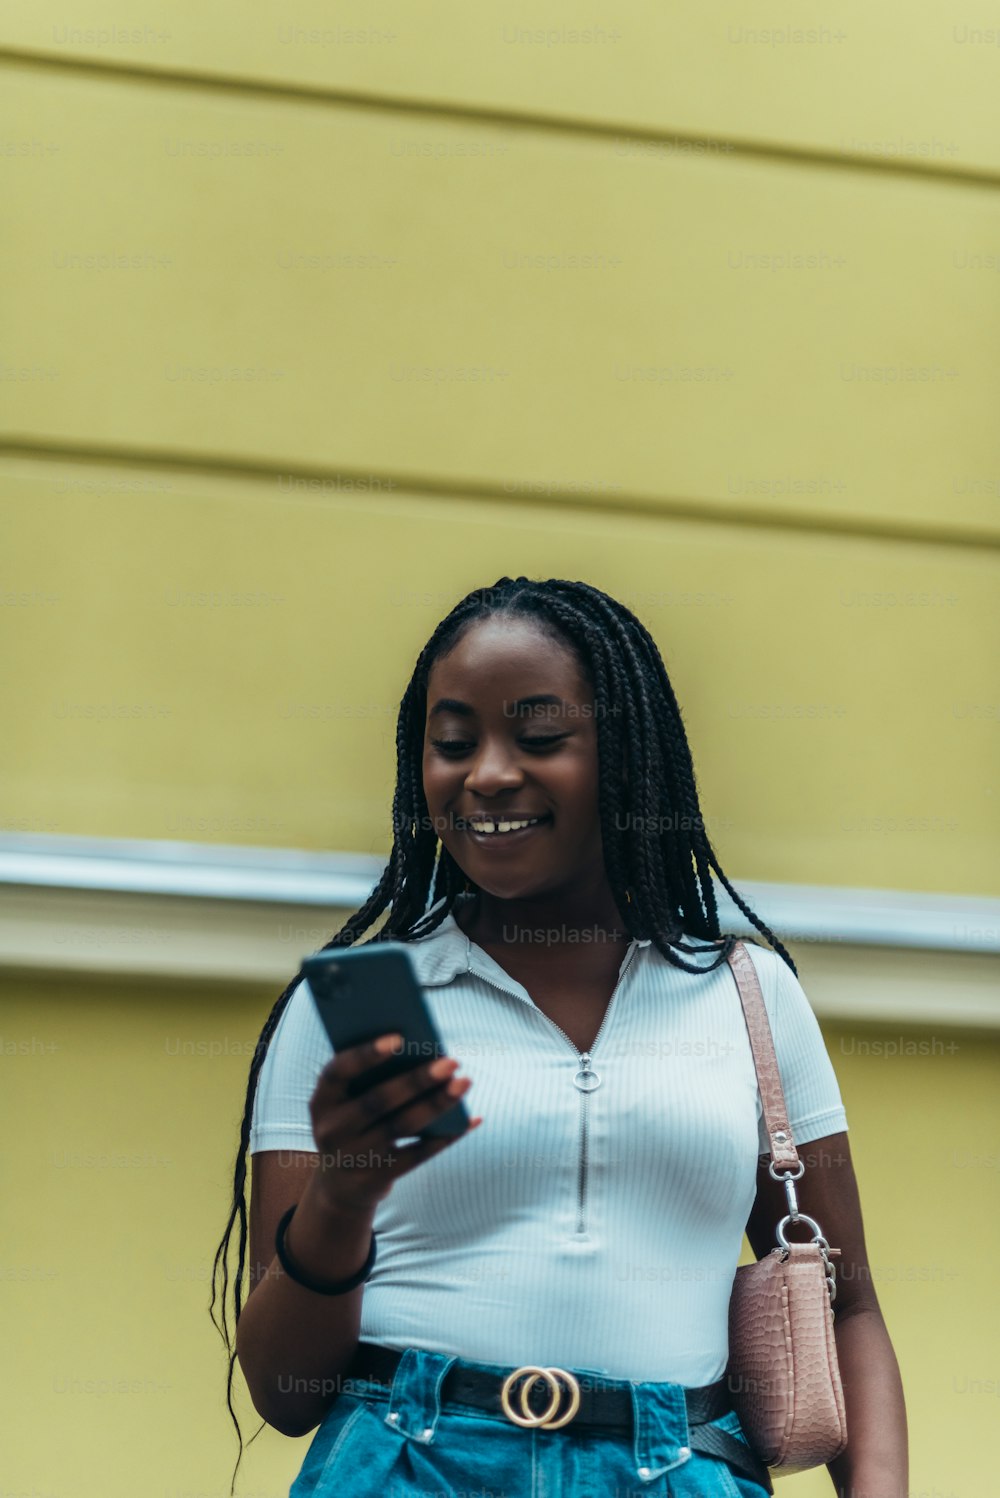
[
  {"x1": 249, "y1": 975, "x2": 334, "y2": 1155},
  {"x1": 744, "y1": 945, "x2": 849, "y2": 1154}
]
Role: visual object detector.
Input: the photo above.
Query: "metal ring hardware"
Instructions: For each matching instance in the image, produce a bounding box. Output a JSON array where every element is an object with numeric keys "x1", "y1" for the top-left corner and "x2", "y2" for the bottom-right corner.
[
  {"x1": 499, "y1": 1365, "x2": 582, "y2": 1429},
  {"x1": 775, "y1": 1211, "x2": 826, "y2": 1248},
  {"x1": 775, "y1": 1214, "x2": 838, "y2": 1304},
  {"x1": 768, "y1": 1159, "x2": 805, "y2": 1182}
]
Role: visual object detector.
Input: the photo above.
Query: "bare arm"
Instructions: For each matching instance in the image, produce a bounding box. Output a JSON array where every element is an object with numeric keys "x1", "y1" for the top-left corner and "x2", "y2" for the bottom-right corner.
[
  {"x1": 235, "y1": 1151, "x2": 376, "y2": 1437},
  {"x1": 745, "y1": 1131, "x2": 908, "y2": 1497},
  {"x1": 235, "y1": 1035, "x2": 478, "y2": 1437}
]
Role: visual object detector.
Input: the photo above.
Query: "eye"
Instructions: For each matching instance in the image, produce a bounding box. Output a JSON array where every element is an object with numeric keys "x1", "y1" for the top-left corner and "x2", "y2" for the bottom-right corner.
[
  {"x1": 520, "y1": 734, "x2": 568, "y2": 750},
  {"x1": 429, "y1": 734, "x2": 568, "y2": 756}
]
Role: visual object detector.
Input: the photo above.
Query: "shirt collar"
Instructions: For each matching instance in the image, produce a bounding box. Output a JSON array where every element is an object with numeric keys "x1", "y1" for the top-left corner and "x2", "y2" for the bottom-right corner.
[
  {"x1": 404, "y1": 900, "x2": 652, "y2": 992},
  {"x1": 403, "y1": 907, "x2": 473, "y2": 988}
]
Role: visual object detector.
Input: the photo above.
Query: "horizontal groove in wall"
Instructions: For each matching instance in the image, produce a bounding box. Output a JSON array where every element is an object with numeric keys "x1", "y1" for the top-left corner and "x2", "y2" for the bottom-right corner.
[
  {"x1": 0, "y1": 885, "x2": 997, "y2": 1030},
  {"x1": 3, "y1": 440, "x2": 998, "y2": 553},
  {"x1": 5, "y1": 81, "x2": 995, "y2": 542},
  {"x1": 0, "y1": 832, "x2": 997, "y2": 953},
  {"x1": 0, "y1": 832, "x2": 384, "y2": 907},
  {"x1": 1, "y1": 45, "x2": 998, "y2": 193}
]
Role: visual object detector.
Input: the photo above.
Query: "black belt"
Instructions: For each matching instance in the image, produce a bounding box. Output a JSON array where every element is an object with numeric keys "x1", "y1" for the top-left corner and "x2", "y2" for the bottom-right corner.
[{"x1": 344, "y1": 1341, "x2": 773, "y2": 1493}]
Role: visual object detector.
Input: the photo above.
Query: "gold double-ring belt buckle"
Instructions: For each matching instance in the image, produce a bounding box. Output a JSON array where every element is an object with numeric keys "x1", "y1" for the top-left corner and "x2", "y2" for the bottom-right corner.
[{"x1": 499, "y1": 1364, "x2": 582, "y2": 1430}]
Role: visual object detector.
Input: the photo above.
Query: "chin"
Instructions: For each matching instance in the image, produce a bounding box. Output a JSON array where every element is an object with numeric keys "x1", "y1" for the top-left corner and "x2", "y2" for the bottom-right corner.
[
  {"x1": 444, "y1": 861, "x2": 531, "y2": 902},
  {"x1": 463, "y1": 866, "x2": 562, "y2": 903},
  {"x1": 472, "y1": 880, "x2": 543, "y2": 903}
]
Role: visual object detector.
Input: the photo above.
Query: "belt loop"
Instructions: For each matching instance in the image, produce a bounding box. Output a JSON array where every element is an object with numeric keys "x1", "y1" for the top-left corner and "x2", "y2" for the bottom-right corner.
[
  {"x1": 384, "y1": 1347, "x2": 457, "y2": 1446},
  {"x1": 628, "y1": 1381, "x2": 692, "y2": 1482}
]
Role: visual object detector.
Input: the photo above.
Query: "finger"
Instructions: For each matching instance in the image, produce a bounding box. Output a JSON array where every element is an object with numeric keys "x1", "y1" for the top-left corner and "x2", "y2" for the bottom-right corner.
[
  {"x1": 316, "y1": 1032, "x2": 407, "y2": 1089},
  {"x1": 381, "y1": 1117, "x2": 482, "y2": 1177},
  {"x1": 311, "y1": 1055, "x2": 467, "y2": 1150},
  {"x1": 319, "y1": 1046, "x2": 460, "y2": 1119},
  {"x1": 364, "y1": 1076, "x2": 474, "y2": 1143},
  {"x1": 351, "y1": 1057, "x2": 465, "y2": 1128}
]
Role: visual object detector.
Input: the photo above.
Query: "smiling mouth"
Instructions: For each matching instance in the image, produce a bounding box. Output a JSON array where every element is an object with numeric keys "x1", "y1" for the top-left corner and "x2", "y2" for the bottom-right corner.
[{"x1": 457, "y1": 814, "x2": 551, "y2": 836}]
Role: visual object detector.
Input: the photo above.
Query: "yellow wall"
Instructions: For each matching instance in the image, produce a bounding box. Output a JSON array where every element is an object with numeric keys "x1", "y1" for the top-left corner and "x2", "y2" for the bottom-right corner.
[
  {"x1": 3, "y1": 962, "x2": 998, "y2": 1497},
  {"x1": 2, "y1": 7, "x2": 998, "y2": 1495},
  {"x1": 3, "y1": 460, "x2": 997, "y2": 894}
]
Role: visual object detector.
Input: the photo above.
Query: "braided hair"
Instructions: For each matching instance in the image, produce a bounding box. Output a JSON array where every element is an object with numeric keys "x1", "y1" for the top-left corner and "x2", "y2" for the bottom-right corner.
[{"x1": 210, "y1": 575, "x2": 797, "y2": 1485}]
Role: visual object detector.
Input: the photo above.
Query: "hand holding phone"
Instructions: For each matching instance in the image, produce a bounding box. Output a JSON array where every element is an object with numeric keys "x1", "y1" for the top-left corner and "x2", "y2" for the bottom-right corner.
[{"x1": 300, "y1": 944, "x2": 482, "y2": 1214}]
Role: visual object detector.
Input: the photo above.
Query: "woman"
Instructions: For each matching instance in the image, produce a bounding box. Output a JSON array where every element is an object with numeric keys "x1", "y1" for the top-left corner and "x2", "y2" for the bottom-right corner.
[{"x1": 212, "y1": 577, "x2": 908, "y2": 1497}]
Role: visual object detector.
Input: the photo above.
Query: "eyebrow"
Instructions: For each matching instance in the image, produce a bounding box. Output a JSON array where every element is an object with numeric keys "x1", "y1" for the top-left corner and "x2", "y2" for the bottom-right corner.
[{"x1": 428, "y1": 693, "x2": 569, "y2": 718}]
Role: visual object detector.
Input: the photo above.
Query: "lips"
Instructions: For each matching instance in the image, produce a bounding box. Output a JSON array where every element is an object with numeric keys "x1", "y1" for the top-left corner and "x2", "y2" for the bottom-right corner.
[{"x1": 457, "y1": 813, "x2": 552, "y2": 837}]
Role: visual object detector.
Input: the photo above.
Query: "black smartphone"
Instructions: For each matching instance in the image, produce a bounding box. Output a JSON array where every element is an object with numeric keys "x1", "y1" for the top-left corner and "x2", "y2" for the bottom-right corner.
[{"x1": 300, "y1": 943, "x2": 471, "y2": 1139}]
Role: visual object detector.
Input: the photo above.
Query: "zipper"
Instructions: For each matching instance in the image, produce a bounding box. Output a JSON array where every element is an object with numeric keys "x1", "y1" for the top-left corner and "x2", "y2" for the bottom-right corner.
[{"x1": 469, "y1": 942, "x2": 640, "y2": 1236}]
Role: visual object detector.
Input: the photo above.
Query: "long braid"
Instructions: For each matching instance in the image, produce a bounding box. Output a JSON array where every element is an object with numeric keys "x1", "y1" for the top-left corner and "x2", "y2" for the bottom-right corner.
[
  {"x1": 573, "y1": 590, "x2": 705, "y2": 938},
  {"x1": 211, "y1": 574, "x2": 797, "y2": 1492},
  {"x1": 556, "y1": 584, "x2": 742, "y2": 961},
  {"x1": 629, "y1": 609, "x2": 727, "y2": 918},
  {"x1": 539, "y1": 586, "x2": 713, "y2": 967}
]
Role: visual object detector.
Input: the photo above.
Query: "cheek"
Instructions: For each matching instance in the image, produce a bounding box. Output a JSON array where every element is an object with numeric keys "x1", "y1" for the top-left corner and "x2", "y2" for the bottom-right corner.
[
  {"x1": 420, "y1": 747, "x2": 436, "y2": 801},
  {"x1": 421, "y1": 749, "x2": 457, "y2": 810},
  {"x1": 559, "y1": 754, "x2": 602, "y2": 838},
  {"x1": 421, "y1": 756, "x2": 441, "y2": 806}
]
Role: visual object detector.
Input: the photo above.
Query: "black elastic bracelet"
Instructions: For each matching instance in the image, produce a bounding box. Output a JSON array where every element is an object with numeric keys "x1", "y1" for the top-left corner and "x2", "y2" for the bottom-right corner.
[{"x1": 275, "y1": 1204, "x2": 377, "y2": 1295}]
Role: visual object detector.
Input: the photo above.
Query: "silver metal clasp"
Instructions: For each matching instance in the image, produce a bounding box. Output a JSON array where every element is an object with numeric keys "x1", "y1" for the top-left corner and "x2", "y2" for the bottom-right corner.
[
  {"x1": 768, "y1": 1159, "x2": 837, "y2": 1302},
  {"x1": 768, "y1": 1157, "x2": 805, "y2": 1221}
]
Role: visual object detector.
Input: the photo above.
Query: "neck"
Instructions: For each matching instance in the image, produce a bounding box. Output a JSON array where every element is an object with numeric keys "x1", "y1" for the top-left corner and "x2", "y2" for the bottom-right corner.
[{"x1": 455, "y1": 879, "x2": 629, "y2": 950}]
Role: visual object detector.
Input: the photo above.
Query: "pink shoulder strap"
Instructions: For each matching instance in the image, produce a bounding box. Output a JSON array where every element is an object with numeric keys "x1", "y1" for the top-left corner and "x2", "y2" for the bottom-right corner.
[{"x1": 725, "y1": 940, "x2": 800, "y2": 1172}]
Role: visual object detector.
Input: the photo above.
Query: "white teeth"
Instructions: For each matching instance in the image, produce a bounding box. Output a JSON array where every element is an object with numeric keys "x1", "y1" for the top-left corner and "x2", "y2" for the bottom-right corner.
[{"x1": 467, "y1": 817, "x2": 542, "y2": 834}]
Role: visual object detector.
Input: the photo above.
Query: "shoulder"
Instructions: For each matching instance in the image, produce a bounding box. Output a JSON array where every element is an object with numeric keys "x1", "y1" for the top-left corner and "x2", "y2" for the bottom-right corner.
[
  {"x1": 737, "y1": 936, "x2": 784, "y2": 976},
  {"x1": 733, "y1": 939, "x2": 848, "y2": 1142},
  {"x1": 736, "y1": 938, "x2": 841, "y2": 1078},
  {"x1": 738, "y1": 938, "x2": 808, "y2": 1004},
  {"x1": 728, "y1": 939, "x2": 834, "y2": 1055},
  {"x1": 260, "y1": 972, "x2": 333, "y2": 1073},
  {"x1": 646, "y1": 933, "x2": 792, "y2": 998}
]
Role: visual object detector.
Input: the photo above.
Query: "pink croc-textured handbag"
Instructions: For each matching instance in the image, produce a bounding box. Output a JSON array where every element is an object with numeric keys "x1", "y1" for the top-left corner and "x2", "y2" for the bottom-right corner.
[{"x1": 724, "y1": 941, "x2": 849, "y2": 1473}]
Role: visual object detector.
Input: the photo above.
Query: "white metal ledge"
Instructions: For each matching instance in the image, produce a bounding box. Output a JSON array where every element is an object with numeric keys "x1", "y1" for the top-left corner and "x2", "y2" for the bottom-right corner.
[
  {"x1": 0, "y1": 832, "x2": 385, "y2": 906},
  {"x1": 0, "y1": 832, "x2": 996, "y2": 950},
  {"x1": 0, "y1": 833, "x2": 997, "y2": 1026}
]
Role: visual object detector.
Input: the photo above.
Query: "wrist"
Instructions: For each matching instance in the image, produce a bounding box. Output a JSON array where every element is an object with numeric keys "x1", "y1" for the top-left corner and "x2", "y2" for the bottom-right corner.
[
  {"x1": 299, "y1": 1170, "x2": 378, "y2": 1231},
  {"x1": 278, "y1": 1203, "x2": 376, "y2": 1295}
]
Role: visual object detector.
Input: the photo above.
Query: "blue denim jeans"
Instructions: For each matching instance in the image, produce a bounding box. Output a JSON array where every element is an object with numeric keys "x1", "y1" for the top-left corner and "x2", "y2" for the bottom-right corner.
[{"x1": 288, "y1": 1346, "x2": 770, "y2": 1498}]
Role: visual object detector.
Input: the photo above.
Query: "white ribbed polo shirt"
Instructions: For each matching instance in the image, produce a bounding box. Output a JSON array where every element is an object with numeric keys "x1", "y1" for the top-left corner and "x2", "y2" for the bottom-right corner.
[{"x1": 249, "y1": 907, "x2": 848, "y2": 1385}]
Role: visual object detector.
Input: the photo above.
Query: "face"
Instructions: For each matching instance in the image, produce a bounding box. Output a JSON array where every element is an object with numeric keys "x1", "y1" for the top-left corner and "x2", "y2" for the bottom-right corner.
[{"x1": 421, "y1": 615, "x2": 607, "y2": 903}]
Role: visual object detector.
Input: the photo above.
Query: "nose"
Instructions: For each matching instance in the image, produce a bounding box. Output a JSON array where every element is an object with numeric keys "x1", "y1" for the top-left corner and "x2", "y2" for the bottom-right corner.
[{"x1": 463, "y1": 737, "x2": 525, "y2": 796}]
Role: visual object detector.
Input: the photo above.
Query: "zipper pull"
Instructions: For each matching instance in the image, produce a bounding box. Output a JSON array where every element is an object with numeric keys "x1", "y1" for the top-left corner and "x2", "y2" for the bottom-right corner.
[{"x1": 574, "y1": 1051, "x2": 602, "y2": 1093}]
